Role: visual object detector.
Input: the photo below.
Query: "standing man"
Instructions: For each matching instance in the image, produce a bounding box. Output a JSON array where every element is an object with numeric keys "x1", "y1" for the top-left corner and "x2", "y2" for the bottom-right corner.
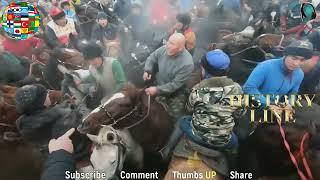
[{"x1": 143, "y1": 33, "x2": 194, "y2": 119}]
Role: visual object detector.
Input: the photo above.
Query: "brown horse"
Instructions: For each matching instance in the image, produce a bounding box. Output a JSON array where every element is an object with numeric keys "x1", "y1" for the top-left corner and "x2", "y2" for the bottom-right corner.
[
  {"x1": 238, "y1": 102, "x2": 320, "y2": 179},
  {"x1": 78, "y1": 84, "x2": 174, "y2": 154}
]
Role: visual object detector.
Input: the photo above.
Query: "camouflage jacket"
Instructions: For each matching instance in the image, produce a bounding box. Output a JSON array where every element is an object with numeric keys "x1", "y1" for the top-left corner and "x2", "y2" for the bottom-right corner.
[{"x1": 186, "y1": 76, "x2": 243, "y2": 147}]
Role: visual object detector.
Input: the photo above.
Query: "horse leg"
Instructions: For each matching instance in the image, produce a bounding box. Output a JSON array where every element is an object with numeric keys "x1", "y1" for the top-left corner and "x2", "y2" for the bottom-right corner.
[{"x1": 164, "y1": 156, "x2": 224, "y2": 180}]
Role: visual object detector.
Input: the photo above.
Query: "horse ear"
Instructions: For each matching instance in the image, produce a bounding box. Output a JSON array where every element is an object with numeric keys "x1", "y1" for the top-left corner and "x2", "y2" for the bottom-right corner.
[{"x1": 87, "y1": 134, "x2": 99, "y2": 143}]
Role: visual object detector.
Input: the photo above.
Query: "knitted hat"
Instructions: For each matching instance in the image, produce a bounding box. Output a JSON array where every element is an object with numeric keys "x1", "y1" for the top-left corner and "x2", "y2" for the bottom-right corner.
[
  {"x1": 284, "y1": 40, "x2": 313, "y2": 60},
  {"x1": 15, "y1": 84, "x2": 48, "y2": 114},
  {"x1": 80, "y1": 42, "x2": 103, "y2": 60},
  {"x1": 176, "y1": 13, "x2": 191, "y2": 26},
  {"x1": 97, "y1": 12, "x2": 109, "y2": 20},
  {"x1": 49, "y1": 7, "x2": 66, "y2": 21},
  {"x1": 201, "y1": 49, "x2": 231, "y2": 75}
]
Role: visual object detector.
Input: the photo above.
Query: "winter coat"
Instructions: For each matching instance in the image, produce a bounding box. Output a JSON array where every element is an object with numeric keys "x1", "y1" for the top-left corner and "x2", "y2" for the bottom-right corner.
[
  {"x1": 243, "y1": 58, "x2": 304, "y2": 107},
  {"x1": 40, "y1": 150, "x2": 75, "y2": 180},
  {"x1": 16, "y1": 101, "x2": 90, "y2": 154},
  {"x1": 0, "y1": 52, "x2": 27, "y2": 84},
  {"x1": 186, "y1": 76, "x2": 243, "y2": 147}
]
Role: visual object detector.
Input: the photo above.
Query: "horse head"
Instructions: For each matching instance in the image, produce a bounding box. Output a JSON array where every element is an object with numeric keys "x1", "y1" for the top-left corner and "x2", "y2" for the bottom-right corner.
[
  {"x1": 87, "y1": 125, "x2": 126, "y2": 179},
  {"x1": 78, "y1": 84, "x2": 148, "y2": 134}
]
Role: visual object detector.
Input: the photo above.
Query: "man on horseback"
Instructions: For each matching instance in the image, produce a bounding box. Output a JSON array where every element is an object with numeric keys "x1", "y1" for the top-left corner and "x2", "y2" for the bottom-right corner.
[
  {"x1": 169, "y1": 13, "x2": 196, "y2": 55},
  {"x1": 15, "y1": 84, "x2": 90, "y2": 155},
  {"x1": 243, "y1": 40, "x2": 313, "y2": 107},
  {"x1": 45, "y1": 7, "x2": 80, "y2": 48},
  {"x1": 143, "y1": 33, "x2": 194, "y2": 119},
  {"x1": 161, "y1": 49, "x2": 243, "y2": 174},
  {"x1": 91, "y1": 12, "x2": 118, "y2": 43},
  {"x1": 80, "y1": 42, "x2": 127, "y2": 102}
]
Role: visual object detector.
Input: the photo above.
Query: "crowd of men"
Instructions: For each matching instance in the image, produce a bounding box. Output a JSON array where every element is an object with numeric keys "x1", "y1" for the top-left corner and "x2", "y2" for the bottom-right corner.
[{"x1": 1, "y1": 0, "x2": 320, "y2": 179}]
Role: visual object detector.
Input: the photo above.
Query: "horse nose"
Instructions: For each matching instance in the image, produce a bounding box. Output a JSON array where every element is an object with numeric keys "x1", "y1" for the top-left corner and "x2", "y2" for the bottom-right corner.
[
  {"x1": 77, "y1": 123, "x2": 88, "y2": 134},
  {"x1": 107, "y1": 133, "x2": 115, "y2": 142}
]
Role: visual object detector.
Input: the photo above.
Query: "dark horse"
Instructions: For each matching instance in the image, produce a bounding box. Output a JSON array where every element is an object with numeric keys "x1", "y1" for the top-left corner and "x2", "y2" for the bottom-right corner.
[
  {"x1": 238, "y1": 101, "x2": 320, "y2": 179},
  {"x1": 78, "y1": 84, "x2": 174, "y2": 154}
]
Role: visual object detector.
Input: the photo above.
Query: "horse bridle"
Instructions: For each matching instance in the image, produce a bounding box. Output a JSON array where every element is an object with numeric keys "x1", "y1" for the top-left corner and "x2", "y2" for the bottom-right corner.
[
  {"x1": 272, "y1": 110, "x2": 315, "y2": 180},
  {"x1": 101, "y1": 94, "x2": 151, "y2": 129}
]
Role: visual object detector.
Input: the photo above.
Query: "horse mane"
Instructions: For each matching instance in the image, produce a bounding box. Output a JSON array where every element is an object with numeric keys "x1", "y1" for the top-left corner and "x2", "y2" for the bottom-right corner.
[{"x1": 121, "y1": 83, "x2": 148, "y2": 106}]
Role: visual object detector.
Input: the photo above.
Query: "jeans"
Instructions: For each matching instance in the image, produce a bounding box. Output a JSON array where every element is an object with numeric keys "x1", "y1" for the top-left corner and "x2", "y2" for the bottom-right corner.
[{"x1": 178, "y1": 116, "x2": 238, "y2": 150}]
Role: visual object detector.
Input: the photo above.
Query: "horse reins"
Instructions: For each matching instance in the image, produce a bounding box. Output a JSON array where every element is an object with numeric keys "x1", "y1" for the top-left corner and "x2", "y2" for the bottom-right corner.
[
  {"x1": 271, "y1": 110, "x2": 315, "y2": 180},
  {"x1": 102, "y1": 94, "x2": 151, "y2": 129}
]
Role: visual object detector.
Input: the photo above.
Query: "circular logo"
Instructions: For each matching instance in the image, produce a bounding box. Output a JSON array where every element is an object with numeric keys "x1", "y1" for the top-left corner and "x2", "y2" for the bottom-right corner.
[
  {"x1": 301, "y1": 2, "x2": 316, "y2": 21},
  {"x1": 1, "y1": 1, "x2": 40, "y2": 40}
]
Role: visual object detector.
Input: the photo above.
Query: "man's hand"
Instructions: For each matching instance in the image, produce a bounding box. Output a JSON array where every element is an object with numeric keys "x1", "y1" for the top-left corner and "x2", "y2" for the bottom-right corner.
[
  {"x1": 48, "y1": 128, "x2": 75, "y2": 154},
  {"x1": 145, "y1": 86, "x2": 159, "y2": 96},
  {"x1": 143, "y1": 72, "x2": 152, "y2": 81}
]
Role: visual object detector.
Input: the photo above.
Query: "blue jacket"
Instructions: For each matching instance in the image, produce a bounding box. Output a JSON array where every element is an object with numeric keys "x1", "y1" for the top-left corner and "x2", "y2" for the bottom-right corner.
[{"x1": 243, "y1": 58, "x2": 304, "y2": 107}]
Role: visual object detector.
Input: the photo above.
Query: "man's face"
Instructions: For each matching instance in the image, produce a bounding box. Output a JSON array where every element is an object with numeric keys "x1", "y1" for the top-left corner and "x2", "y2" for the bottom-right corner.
[
  {"x1": 88, "y1": 57, "x2": 103, "y2": 68},
  {"x1": 98, "y1": 19, "x2": 108, "y2": 27},
  {"x1": 166, "y1": 38, "x2": 181, "y2": 56},
  {"x1": 174, "y1": 22, "x2": 183, "y2": 30},
  {"x1": 54, "y1": 17, "x2": 67, "y2": 26},
  {"x1": 63, "y1": 5, "x2": 70, "y2": 11},
  {"x1": 285, "y1": 55, "x2": 305, "y2": 71}
]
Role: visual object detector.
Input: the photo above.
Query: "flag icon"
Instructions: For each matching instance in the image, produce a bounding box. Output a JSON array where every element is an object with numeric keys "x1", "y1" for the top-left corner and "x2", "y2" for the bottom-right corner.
[
  {"x1": 21, "y1": 17, "x2": 29, "y2": 21},
  {"x1": 21, "y1": 28, "x2": 28, "y2": 34},
  {"x1": 21, "y1": 21, "x2": 28, "y2": 28},
  {"x1": 7, "y1": 14, "x2": 14, "y2": 20},
  {"x1": 35, "y1": 20, "x2": 39, "y2": 27},
  {"x1": 14, "y1": 28, "x2": 21, "y2": 34},
  {"x1": 14, "y1": 22, "x2": 21, "y2": 26},
  {"x1": 20, "y1": 7, "x2": 28, "y2": 14}
]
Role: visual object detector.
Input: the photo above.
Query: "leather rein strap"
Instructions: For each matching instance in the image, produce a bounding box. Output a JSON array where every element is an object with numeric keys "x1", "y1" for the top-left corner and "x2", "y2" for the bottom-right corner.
[
  {"x1": 271, "y1": 110, "x2": 314, "y2": 180},
  {"x1": 102, "y1": 94, "x2": 151, "y2": 129}
]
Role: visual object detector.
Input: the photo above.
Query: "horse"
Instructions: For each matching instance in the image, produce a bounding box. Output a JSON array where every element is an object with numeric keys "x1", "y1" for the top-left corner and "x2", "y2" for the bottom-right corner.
[
  {"x1": 78, "y1": 84, "x2": 174, "y2": 154},
  {"x1": 238, "y1": 101, "x2": 320, "y2": 179},
  {"x1": 86, "y1": 125, "x2": 144, "y2": 179}
]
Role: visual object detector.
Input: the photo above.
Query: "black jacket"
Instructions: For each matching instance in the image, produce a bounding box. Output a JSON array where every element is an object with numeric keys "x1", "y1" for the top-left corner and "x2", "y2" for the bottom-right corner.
[
  {"x1": 40, "y1": 150, "x2": 75, "y2": 180},
  {"x1": 16, "y1": 101, "x2": 90, "y2": 154},
  {"x1": 91, "y1": 23, "x2": 118, "y2": 43}
]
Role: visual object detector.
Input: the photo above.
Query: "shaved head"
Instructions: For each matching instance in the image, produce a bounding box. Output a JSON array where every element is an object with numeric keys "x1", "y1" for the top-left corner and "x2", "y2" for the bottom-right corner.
[{"x1": 167, "y1": 33, "x2": 186, "y2": 56}]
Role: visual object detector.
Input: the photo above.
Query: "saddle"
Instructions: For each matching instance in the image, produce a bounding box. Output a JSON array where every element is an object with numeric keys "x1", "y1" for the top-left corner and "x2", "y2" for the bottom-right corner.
[{"x1": 173, "y1": 135, "x2": 229, "y2": 176}]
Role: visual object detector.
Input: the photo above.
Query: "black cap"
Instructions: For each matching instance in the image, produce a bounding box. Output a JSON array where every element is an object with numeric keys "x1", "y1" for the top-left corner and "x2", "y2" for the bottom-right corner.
[
  {"x1": 80, "y1": 42, "x2": 103, "y2": 60},
  {"x1": 284, "y1": 40, "x2": 313, "y2": 60}
]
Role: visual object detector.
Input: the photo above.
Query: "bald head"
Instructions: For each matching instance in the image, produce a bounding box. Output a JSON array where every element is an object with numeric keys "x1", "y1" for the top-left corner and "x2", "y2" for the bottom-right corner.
[{"x1": 167, "y1": 33, "x2": 186, "y2": 56}]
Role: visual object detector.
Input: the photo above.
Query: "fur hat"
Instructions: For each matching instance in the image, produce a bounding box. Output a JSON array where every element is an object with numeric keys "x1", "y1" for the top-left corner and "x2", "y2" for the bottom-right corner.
[
  {"x1": 284, "y1": 40, "x2": 313, "y2": 60},
  {"x1": 15, "y1": 84, "x2": 48, "y2": 114},
  {"x1": 80, "y1": 42, "x2": 103, "y2": 60}
]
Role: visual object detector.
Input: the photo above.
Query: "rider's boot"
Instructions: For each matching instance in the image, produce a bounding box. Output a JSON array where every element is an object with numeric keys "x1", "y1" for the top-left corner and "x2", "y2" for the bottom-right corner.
[{"x1": 160, "y1": 121, "x2": 184, "y2": 162}]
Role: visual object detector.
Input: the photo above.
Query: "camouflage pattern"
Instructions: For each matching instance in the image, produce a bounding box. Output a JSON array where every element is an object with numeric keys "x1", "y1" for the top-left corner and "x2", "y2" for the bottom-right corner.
[
  {"x1": 185, "y1": 77, "x2": 243, "y2": 147},
  {"x1": 156, "y1": 89, "x2": 189, "y2": 121}
]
